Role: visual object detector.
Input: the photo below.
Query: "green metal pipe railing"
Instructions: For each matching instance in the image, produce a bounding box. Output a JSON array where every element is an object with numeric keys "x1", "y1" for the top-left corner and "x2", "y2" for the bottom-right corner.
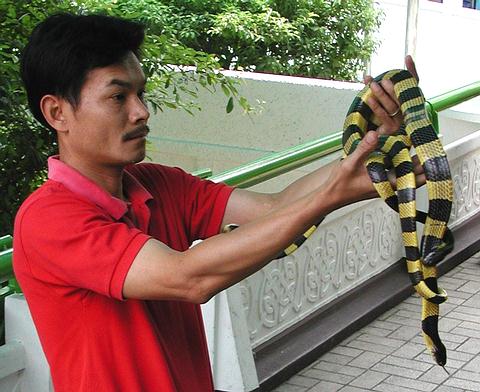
[
  {"x1": 192, "y1": 168, "x2": 213, "y2": 179},
  {"x1": 0, "y1": 235, "x2": 12, "y2": 251},
  {"x1": 211, "y1": 81, "x2": 480, "y2": 188},
  {"x1": 0, "y1": 235, "x2": 13, "y2": 278},
  {"x1": 0, "y1": 235, "x2": 20, "y2": 295},
  {"x1": 426, "y1": 81, "x2": 480, "y2": 132},
  {"x1": 429, "y1": 81, "x2": 480, "y2": 112},
  {"x1": 1, "y1": 81, "x2": 479, "y2": 288},
  {"x1": 0, "y1": 249, "x2": 13, "y2": 279}
]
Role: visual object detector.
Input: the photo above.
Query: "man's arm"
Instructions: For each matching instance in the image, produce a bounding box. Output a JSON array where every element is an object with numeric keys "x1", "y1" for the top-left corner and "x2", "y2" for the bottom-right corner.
[{"x1": 123, "y1": 131, "x2": 380, "y2": 303}]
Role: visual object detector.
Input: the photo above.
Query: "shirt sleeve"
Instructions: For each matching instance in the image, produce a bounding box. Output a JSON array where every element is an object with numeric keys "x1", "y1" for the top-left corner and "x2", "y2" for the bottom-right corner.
[
  {"x1": 181, "y1": 171, "x2": 234, "y2": 241},
  {"x1": 15, "y1": 192, "x2": 150, "y2": 300},
  {"x1": 139, "y1": 164, "x2": 235, "y2": 242}
]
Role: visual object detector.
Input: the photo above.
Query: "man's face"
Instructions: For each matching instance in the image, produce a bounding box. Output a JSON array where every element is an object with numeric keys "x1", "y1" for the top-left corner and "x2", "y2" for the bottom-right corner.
[{"x1": 61, "y1": 51, "x2": 150, "y2": 168}]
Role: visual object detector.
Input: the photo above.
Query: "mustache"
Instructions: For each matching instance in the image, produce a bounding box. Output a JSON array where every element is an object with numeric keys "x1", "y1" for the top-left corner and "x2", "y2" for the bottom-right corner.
[{"x1": 122, "y1": 125, "x2": 150, "y2": 141}]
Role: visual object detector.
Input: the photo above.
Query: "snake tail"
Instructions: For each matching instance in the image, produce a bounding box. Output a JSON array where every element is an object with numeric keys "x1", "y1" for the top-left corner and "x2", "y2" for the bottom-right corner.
[
  {"x1": 422, "y1": 302, "x2": 447, "y2": 366},
  {"x1": 422, "y1": 272, "x2": 448, "y2": 366},
  {"x1": 221, "y1": 221, "x2": 323, "y2": 260}
]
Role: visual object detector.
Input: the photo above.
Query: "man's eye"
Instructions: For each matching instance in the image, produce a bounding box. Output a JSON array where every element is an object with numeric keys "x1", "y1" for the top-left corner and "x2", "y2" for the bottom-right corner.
[
  {"x1": 138, "y1": 90, "x2": 146, "y2": 101},
  {"x1": 113, "y1": 94, "x2": 125, "y2": 102}
]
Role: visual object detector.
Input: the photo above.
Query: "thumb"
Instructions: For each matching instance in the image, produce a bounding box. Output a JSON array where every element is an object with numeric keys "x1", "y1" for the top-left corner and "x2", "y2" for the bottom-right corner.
[
  {"x1": 405, "y1": 55, "x2": 419, "y2": 82},
  {"x1": 350, "y1": 131, "x2": 378, "y2": 162}
]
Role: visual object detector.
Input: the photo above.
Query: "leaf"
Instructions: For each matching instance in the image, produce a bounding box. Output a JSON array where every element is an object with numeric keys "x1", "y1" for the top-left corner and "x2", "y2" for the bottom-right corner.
[
  {"x1": 226, "y1": 97, "x2": 234, "y2": 113},
  {"x1": 221, "y1": 83, "x2": 230, "y2": 97},
  {"x1": 239, "y1": 96, "x2": 250, "y2": 111},
  {"x1": 164, "y1": 102, "x2": 178, "y2": 109}
]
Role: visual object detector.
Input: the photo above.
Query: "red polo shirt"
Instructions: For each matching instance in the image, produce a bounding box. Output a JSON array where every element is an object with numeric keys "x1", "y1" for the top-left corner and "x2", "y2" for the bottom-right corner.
[{"x1": 13, "y1": 156, "x2": 234, "y2": 392}]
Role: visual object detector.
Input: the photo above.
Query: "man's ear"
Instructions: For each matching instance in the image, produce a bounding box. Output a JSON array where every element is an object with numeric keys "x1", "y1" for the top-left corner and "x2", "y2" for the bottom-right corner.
[{"x1": 39, "y1": 95, "x2": 69, "y2": 132}]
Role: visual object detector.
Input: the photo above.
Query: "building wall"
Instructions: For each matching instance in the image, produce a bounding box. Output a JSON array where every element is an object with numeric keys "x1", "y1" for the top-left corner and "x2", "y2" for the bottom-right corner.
[{"x1": 147, "y1": 74, "x2": 361, "y2": 179}]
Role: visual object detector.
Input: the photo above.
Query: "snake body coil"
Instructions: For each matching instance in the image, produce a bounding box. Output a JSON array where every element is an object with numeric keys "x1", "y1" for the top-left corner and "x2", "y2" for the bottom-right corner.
[
  {"x1": 342, "y1": 69, "x2": 454, "y2": 367},
  {"x1": 222, "y1": 69, "x2": 454, "y2": 368}
]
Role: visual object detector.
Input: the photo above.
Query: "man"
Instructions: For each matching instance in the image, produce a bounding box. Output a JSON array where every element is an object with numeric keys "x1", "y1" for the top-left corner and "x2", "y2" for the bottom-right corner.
[{"x1": 13, "y1": 13, "x2": 421, "y2": 392}]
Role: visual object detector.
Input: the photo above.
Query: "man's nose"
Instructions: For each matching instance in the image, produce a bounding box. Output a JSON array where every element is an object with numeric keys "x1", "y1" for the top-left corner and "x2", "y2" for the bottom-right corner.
[{"x1": 130, "y1": 96, "x2": 150, "y2": 123}]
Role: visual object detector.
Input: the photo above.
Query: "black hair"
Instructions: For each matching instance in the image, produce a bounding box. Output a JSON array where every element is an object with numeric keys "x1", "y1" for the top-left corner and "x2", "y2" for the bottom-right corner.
[{"x1": 20, "y1": 13, "x2": 145, "y2": 130}]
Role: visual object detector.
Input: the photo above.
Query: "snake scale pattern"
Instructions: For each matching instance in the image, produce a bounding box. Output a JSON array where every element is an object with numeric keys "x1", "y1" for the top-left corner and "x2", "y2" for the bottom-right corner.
[
  {"x1": 343, "y1": 69, "x2": 454, "y2": 367},
  {"x1": 222, "y1": 69, "x2": 454, "y2": 368}
]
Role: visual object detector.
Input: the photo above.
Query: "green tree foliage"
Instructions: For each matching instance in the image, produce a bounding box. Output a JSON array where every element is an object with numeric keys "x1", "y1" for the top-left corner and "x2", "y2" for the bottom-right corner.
[
  {"x1": 79, "y1": 0, "x2": 245, "y2": 115},
  {"x1": 0, "y1": 0, "x2": 69, "y2": 238},
  {"x1": 140, "y1": 0, "x2": 383, "y2": 80},
  {"x1": 0, "y1": 0, "x2": 64, "y2": 345}
]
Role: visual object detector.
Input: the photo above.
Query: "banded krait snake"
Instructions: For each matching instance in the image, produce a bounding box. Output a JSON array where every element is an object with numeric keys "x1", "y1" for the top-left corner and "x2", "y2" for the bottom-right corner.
[
  {"x1": 222, "y1": 69, "x2": 454, "y2": 369},
  {"x1": 342, "y1": 69, "x2": 454, "y2": 368}
]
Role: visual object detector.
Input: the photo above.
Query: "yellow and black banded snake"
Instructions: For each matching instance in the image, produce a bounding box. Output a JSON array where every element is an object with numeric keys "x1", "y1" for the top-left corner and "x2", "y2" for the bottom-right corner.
[
  {"x1": 223, "y1": 69, "x2": 454, "y2": 369},
  {"x1": 343, "y1": 69, "x2": 454, "y2": 368}
]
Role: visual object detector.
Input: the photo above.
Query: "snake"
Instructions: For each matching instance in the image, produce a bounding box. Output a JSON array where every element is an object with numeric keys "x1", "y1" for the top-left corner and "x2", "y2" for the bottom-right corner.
[
  {"x1": 222, "y1": 69, "x2": 454, "y2": 368},
  {"x1": 342, "y1": 69, "x2": 454, "y2": 368}
]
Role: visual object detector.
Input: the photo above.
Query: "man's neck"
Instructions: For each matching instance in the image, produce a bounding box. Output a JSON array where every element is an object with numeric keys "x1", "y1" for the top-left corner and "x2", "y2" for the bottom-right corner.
[{"x1": 59, "y1": 155, "x2": 126, "y2": 200}]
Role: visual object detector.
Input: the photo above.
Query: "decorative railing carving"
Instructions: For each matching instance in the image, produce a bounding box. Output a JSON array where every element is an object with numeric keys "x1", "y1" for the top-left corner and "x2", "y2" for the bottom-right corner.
[
  {"x1": 240, "y1": 203, "x2": 402, "y2": 347},
  {"x1": 240, "y1": 148, "x2": 480, "y2": 348},
  {"x1": 451, "y1": 152, "x2": 480, "y2": 224}
]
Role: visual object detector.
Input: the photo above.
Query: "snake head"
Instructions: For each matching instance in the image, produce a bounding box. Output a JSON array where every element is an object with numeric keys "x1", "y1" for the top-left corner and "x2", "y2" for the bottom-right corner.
[
  {"x1": 423, "y1": 240, "x2": 454, "y2": 266},
  {"x1": 422, "y1": 228, "x2": 455, "y2": 267},
  {"x1": 423, "y1": 250, "x2": 446, "y2": 267}
]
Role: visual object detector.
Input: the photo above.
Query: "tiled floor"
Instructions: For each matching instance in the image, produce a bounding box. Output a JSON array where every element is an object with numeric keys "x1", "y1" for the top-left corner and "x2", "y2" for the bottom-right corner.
[{"x1": 273, "y1": 252, "x2": 480, "y2": 392}]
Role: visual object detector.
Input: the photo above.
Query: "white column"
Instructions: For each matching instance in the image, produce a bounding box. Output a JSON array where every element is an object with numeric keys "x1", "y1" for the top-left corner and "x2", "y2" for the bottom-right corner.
[
  {"x1": 405, "y1": 0, "x2": 419, "y2": 58},
  {"x1": 5, "y1": 294, "x2": 53, "y2": 392},
  {"x1": 201, "y1": 286, "x2": 259, "y2": 391}
]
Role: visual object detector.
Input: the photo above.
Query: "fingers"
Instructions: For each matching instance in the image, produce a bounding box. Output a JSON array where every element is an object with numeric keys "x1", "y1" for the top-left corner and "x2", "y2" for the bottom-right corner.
[
  {"x1": 387, "y1": 169, "x2": 397, "y2": 189},
  {"x1": 405, "y1": 55, "x2": 419, "y2": 82},
  {"x1": 371, "y1": 79, "x2": 399, "y2": 112},
  {"x1": 370, "y1": 81, "x2": 400, "y2": 119},
  {"x1": 363, "y1": 74, "x2": 373, "y2": 85},
  {"x1": 386, "y1": 169, "x2": 425, "y2": 189},
  {"x1": 363, "y1": 71, "x2": 400, "y2": 121},
  {"x1": 412, "y1": 155, "x2": 423, "y2": 175},
  {"x1": 415, "y1": 173, "x2": 426, "y2": 188},
  {"x1": 411, "y1": 155, "x2": 426, "y2": 187},
  {"x1": 366, "y1": 94, "x2": 390, "y2": 119},
  {"x1": 350, "y1": 131, "x2": 378, "y2": 162},
  {"x1": 364, "y1": 56, "x2": 419, "y2": 122},
  {"x1": 387, "y1": 155, "x2": 426, "y2": 190},
  {"x1": 366, "y1": 94, "x2": 399, "y2": 135},
  {"x1": 364, "y1": 78, "x2": 403, "y2": 135}
]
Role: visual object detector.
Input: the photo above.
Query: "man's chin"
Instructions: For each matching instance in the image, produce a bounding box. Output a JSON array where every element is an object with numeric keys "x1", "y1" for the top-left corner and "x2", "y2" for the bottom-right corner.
[
  {"x1": 129, "y1": 152, "x2": 146, "y2": 164},
  {"x1": 119, "y1": 149, "x2": 146, "y2": 166}
]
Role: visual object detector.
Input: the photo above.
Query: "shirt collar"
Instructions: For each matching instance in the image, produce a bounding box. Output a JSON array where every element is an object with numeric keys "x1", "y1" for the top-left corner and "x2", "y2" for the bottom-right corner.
[{"x1": 47, "y1": 156, "x2": 153, "y2": 220}]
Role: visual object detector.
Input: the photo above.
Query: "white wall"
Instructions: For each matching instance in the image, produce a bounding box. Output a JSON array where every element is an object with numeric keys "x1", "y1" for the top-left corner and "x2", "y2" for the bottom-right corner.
[
  {"x1": 147, "y1": 73, "x2": 361, "y2": 177},
  {"x1": 370, "y1": 0, "x2": 480, "y2": 114}
]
